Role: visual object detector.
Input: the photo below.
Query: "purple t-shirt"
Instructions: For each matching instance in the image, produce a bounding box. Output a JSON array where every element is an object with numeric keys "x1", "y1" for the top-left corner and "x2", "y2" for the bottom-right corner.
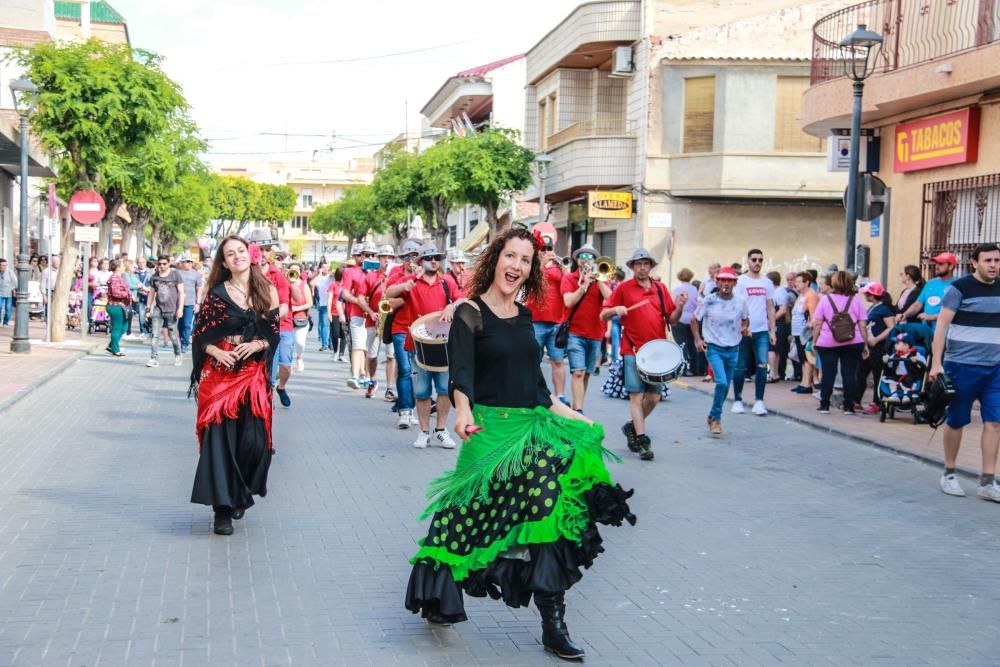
[{"x1": 813, "y1": 293, "x2": 867, "y2": 347}]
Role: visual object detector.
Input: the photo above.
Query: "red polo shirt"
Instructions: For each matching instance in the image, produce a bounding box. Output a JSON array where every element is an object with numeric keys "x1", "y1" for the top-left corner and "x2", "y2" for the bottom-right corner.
[
  {"x1": 266, "y1": 265, "x2": 293, "y2": 332},
  {"x1": 341, "y1": 266, "x2": 366, "y2": 319},
  {"x1": 397, "y1": 272, "x2": 460, "y2": 351},
  {"x1": 604, "y1": 278, "x2": 676, "y2": 356},
  {"x1": 559, "y1": 272, "x2": 605, "y2": 341},
  {"x1": 529, "y1": 265, "x2": 566, "y2": 324}
]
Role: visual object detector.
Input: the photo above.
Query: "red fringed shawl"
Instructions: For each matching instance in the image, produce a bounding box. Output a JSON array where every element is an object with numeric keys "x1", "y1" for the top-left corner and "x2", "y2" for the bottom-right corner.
[{"x1": 190, "y1": 286, "x2": 280, "y2": 450}]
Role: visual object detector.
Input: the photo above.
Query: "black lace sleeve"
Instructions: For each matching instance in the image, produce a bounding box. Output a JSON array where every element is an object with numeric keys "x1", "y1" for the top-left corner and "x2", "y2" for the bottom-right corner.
[{"x1": 447, "y1": 302, "x2": 482, "y2": 407}]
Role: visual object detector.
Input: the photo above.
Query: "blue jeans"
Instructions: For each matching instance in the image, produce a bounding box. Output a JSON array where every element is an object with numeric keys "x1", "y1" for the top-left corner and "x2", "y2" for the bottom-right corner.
[
  {"x1": 567, "y1": 334, "x2": 602, "y2": 373},
  {"x1": 179, "y1": 304, "x2": 195, "y2": 349},
  {"x1": 412, "y1": 355, "x2": 448, "y2": 401},
  {"x1": 707, "y1": 343, "x2": 740, "y2": 421},
  {"x1": 0, "y1": 295, "x2": 13, "y2": 325},
  {"x1": 271, "y1": 330, "x2": 295, "y2": 384},
  {"x1": 532, "y1": 322, "x2": 565, "y2": 363},
  {"x1": 733, "y1": 331, "x2": 770, "y2": 402},
  {"x1": 610, "y1": 317, "x2": 622, "y2": 363},
  {"x1": 393, "y1": 333, "x2": 415, "y2": 411},
  {"x1": 316, "y1": 306, "x2": 331, "y2": 349}
]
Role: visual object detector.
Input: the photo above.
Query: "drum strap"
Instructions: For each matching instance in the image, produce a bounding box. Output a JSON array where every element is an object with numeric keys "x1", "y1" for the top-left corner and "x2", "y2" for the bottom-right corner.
[{"x1": 441, "y1": 278, "x2": 452, "y2": 304}]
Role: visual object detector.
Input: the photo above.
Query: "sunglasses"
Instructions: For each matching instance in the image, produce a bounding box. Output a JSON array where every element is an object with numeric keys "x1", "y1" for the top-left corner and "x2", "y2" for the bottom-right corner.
[
  {"x1": 362, "y1": 253, "x2": 376, "y2": 258},
  {"x1": 424, "y1": 256, "x2": 444, "y2": 262},
  {"x1": 543, "y1": 245, "x2": 554, "y2": 251},
  {"x1": 577, "y1": 253, "x2": 595, "y2": 261}
]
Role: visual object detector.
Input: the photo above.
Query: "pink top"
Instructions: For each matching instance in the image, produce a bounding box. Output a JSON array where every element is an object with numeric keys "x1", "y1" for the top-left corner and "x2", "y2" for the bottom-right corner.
[{"x1": 812, "y1": 293, "x2": 867, "y2": 347}]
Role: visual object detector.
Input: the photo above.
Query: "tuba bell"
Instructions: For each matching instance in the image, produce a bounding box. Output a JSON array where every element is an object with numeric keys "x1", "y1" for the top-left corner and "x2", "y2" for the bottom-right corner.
[{"x1": 593, "y1": 256, "x2": 616, "y2": 281}]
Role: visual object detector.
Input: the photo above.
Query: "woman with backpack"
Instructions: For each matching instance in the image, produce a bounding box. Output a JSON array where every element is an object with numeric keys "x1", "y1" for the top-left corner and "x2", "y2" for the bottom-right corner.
[{"x1": 810, "y1": 271, "x2": 869, "y2": 415}]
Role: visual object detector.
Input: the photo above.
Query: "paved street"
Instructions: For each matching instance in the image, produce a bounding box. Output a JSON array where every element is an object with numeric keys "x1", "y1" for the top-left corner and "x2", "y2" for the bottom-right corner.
[{"x1": 1, "y1": 339, "x2": 999, "y2": 667}]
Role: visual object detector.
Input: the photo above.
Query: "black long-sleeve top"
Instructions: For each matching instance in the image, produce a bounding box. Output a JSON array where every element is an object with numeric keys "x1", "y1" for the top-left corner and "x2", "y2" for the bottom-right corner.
[{"x1": 447, "y1": 297, "x2": 552, "y2": 409}]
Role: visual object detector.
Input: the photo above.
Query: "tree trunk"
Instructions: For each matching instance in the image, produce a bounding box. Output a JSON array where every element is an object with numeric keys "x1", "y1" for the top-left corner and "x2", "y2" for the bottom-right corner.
[
  {"x1": 48, "y1": 225, "x2": 77, "y2": 343},
  {"x1": 120, "y1": 223, "x2": 135, "y2": 258},
  {"x1": 486, "y1": 204, "x2": 500, "y2": 237},
  {"x1": 136, "y1": 223, "x2": 147, "y2": 259},
  {"x1": 150, "y1": 221, "x2": 162, "y2": 257},
  {"x1": 98, "y1": 189, "x2": 122, "y2": 258}
]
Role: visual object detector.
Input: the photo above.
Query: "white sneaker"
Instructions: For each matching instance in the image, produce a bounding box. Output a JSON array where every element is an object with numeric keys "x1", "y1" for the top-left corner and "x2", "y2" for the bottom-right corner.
[
  {"x1": 752, "y1": 401, "x2": 768, "y2": 416},
  {"x1": 940, "y1": 474, "x2": 966, "y2": 497},
  {"x1": 397, "y1": 411, "x2": 412, "y2": 430},
  {"x1": 146, "y1": 358, "x2": 159, "y2": 368},
  {"x1": 434, "y1": 430, "x2": 457, "y2": 449},
  {"x1": 174, "y1": 355, "x2": 182, "y2": 366},
  {"x1": 410, "y1": 413, "x2": 421, "y2": 426},
  {"x1": 977, "y1": 480, "x2": 1000, "y2": 502},
  {"x1": 296, "y1": 358, "x2": 305, "y2": 372},
  {"x1": 731, "y1": 400, "x2": 745, "y2": 414},
  {"x1": 413, "y1": 431, "x2": 430, "y2": 449}
]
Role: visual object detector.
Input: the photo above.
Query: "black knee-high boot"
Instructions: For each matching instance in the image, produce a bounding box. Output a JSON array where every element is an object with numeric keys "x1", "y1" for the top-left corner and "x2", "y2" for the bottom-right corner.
[{"x1": 534, "y1": 591, "x2": 585, "y2": 660}]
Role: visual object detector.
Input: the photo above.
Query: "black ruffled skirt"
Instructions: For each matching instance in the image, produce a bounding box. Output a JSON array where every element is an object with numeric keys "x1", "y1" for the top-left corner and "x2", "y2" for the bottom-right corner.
[{"x1": 191, "y1": 401, "x2": 271, "y2": 511}]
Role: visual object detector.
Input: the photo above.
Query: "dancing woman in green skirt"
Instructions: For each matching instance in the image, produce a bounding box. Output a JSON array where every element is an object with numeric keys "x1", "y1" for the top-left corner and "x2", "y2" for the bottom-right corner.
[{"x1": 405, "y1": 227, "x2": 635, "y2": 661}]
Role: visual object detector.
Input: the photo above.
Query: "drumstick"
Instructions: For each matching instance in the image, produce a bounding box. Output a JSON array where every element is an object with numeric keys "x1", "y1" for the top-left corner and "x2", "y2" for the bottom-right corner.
[{"x1": 625, "y1": 300, "x2": 653, "y2": 313}]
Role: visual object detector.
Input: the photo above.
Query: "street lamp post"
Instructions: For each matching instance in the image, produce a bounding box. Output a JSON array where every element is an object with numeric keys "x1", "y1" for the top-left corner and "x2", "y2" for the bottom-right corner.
[
  {"x1": 535, "y1": 153, "x2": 552, "y2": 225},
  {"x1": 839, "y1": 24, "x2": 883, "y2": 273},
  {"x1": 9, "y1": 77, "x2": 39, "y2": 354}
]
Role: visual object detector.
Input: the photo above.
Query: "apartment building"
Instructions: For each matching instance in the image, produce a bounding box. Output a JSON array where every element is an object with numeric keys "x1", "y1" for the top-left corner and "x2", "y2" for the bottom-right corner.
[
  {"x1": 801, "y1": 0, "x2": 1000, "y2": 289},
  {"x1": 419, "y1": 54, "x2": 531, "y2": 251},
  {"x1": 54, "y1": 1, "x2": 130, "y2": 44},
  {"x1": 0, "y1": 0, "x2": 57, "y2": 264},
  {"x1": 524, "y1": 0, "x2": 854, "y2": 280},
  {"x1": 217, "y1": 158, "x2": 375, "y2": 262}
]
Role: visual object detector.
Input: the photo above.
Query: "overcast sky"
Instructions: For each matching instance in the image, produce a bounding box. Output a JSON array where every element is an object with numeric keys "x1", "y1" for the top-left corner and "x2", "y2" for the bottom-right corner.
[{"x1": 114, "y1": 0, "x2": 583, "y2": 165}]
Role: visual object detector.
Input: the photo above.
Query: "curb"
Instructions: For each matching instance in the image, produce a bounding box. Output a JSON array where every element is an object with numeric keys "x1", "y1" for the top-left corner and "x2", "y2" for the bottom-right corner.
[
  {"x1": 673, "y1": 380, "x2": 976, "y2": 479},
  {"x1": 0, "y1": 340, "x2": 106, "y2": 415}
]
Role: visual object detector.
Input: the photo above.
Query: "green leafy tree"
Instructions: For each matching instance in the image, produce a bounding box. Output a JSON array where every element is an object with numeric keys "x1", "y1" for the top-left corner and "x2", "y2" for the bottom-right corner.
[
  {"x1": 417, "y1": 140, "x2": 464, "y2": 248},
  {"x1": 153, "y1": 174, "x2": 213, "y2": 255},
  {"x1": 208, "y1": 175, "x2": 264, "y2": 237},
  {"x1": 451, "y1": 127, "x2": 535, "y2": 234},
  {"x1": 14, "y1": 39, "x2": 192, "y2": 341},
  {"x1": 258, "y1": 184, "x2": 297, "y2": 225},
  {"x1": 371, "y1": 150, "x2": 425, "y2": 245},
  {"x1": 310, "y1": 186, "x2": 386, "y2": 246}
]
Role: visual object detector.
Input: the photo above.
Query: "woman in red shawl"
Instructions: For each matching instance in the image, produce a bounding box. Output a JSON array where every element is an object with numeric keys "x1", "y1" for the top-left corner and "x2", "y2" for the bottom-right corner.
[{"x1": 190, "y1": 236, "x2": 280, "y2": 536}]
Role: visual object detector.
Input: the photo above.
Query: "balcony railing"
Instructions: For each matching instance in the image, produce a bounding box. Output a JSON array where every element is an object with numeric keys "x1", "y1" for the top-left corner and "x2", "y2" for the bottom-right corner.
[
  {"x1": 810, "y1": 0, "x2": 1000, "y2": 84},
  {"x1": 545, "y1": 118, "x2": 637, "y2": 151}
]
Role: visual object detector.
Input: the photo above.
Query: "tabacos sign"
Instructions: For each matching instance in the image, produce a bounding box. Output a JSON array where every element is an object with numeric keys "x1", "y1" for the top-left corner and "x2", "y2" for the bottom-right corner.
[
  {"x1": 587, "y1": 191, "x2": 633, "y2": 219},
  {"x1": 895, "y1": 108, "x2": 979, "y2": 173}
]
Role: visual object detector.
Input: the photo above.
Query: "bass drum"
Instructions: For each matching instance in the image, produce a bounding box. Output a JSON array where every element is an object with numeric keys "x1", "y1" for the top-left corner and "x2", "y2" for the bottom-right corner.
[
  {"x1": 635, "y1": 339, "x2": 685, "y2": 384},
  {"x1": 410, "y1": 311, "x2": 451, "y2": 372}
]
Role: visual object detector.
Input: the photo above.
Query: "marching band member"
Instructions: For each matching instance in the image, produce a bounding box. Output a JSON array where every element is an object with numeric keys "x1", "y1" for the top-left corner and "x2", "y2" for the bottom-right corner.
[
  {"x1": 384, "y1": 244, "x2": 463, "y2": 448},
  {"x1": 259, "y1": 247, "x2": 295, "y2": 408},
  {"x1": 386, "y1": 240, "x2": 423, "y2": 429},
  {"x1": 601, "y1": 248, "x2": 683, "y2": 461},
  {"x1": 446, "y1": 247, "x2": 470, "y2": 297},
  {"x1": 528, "y1": 231, "x2": 569, "y2": 405},
  {"x1": 405, "y1": 226, "x2": 635, "y2": 660},
  {"x1": 340, "y1": 243, "x2": 377, "y2": 389},
  {"x1": 560, "y1": 245, "x2": 611, "y2": 414},
  {"x1": 356, "y1": 244, "x2": 392, "y2": 399},
  {"x1": 375, "y1": 245, "x2": 398, "y2": 402}
]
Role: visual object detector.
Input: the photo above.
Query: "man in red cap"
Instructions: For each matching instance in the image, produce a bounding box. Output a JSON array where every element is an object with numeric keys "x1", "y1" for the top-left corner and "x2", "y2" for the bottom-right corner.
[{"x1": 898, "y1": 251, "x2": 957, "y2": 333}]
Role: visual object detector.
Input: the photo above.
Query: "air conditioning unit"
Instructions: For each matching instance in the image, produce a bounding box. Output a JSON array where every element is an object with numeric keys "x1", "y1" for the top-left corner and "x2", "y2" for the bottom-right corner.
[{"x1": 610, "y1": 46, "x2": 634, "y2": 78}]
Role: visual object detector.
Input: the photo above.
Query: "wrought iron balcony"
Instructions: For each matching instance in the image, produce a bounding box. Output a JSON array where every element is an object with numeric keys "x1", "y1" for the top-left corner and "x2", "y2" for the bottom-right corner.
[{"x1": 810, "y1": 0, "x2": 1000, "y2": 84}]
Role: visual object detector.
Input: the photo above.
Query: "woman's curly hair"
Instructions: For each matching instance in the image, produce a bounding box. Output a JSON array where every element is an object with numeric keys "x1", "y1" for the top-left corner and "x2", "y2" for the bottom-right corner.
[{"x1": 467, "y1": 226, "x2": 545, "y2": 305}]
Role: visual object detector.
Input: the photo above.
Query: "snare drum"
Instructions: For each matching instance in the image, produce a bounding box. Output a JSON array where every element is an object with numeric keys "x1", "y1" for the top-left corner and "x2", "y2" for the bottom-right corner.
[
  {"x1": 410, "y1": 311, "x2": 451, "y2": 372},
  {"x1": 635, "y1": 339, "x2": 685, "y2": 385}
]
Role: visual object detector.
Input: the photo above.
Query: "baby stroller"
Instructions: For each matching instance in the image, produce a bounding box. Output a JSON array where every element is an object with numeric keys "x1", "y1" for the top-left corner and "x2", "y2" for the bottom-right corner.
[
  {"x1": 89, "y1": 285, "x2": 110, "y2": 334},
  {"x1": 66, "y1": 280, "x2": 83, "y2": 331},
  {"x1": 878, "y1": 323, "x2": 932, "y2": 423}
]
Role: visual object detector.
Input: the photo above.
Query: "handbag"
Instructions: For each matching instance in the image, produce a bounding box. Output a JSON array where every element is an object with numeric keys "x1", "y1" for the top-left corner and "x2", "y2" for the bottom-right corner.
[
  {"x1": 555, "y1": 283, "x2": 591, "y2": 349},
  {"x1": 291, "y1": 282, "x2": 309, "y2": 328}
]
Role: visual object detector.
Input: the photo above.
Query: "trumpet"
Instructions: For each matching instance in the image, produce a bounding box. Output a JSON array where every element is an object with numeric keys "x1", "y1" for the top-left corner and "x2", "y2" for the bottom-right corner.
[
  {"x1": 559, "y1": 256, "x2": 573, "y2": 269},
  {"x1": 287, "y1": 267, "x2": 300, "y2": 281},
  {"x1": 375, "y1": 299, "x2": 393, "y2": 338},
  {"x1": 593, "y1": 256, "x2": 616, "y2": 282}
]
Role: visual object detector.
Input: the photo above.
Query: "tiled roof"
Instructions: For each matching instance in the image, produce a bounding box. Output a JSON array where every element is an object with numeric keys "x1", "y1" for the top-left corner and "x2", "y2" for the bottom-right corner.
[
  {"x1": 54, "y1": 1, "x2": 126, "y2": 24},
  {"x1": 455, "y1": 54, "x2": 524, "y2": 78}
]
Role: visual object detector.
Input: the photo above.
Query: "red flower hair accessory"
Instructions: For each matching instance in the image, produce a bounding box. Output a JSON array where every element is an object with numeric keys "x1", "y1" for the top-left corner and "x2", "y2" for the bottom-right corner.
[
  {"x1": 247, "y1": 244, "x2": 262, "y2": 264},
  {"x1": 531, "y1": 229, "x2": 546, "y2": 253}
]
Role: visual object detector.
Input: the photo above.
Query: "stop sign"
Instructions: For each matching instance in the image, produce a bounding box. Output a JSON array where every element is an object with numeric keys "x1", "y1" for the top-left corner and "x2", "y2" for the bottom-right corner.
[{"x1": 69, "y1": 189, "x2": 106, "y2": 225}]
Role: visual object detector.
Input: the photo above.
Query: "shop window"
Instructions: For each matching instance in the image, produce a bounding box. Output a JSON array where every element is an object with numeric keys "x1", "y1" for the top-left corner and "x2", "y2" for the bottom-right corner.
[
  {"x1": 921, "y1": 173, "x2": 1000, "y2": 277},
  {"x1": 774, "y1": 77, "x2": 823, "y2": 152},
  {"x1": 683, "y1": 76, "x2": 715, "y2": 153}
]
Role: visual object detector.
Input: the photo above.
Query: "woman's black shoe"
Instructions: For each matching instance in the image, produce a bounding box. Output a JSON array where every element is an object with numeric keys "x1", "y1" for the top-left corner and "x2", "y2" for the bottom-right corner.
[
  {"x1": 213, "y1": 509, "x2": 234, "y2": 535},
  {"x1": 231, "y1": 508, "x2": 245, "y2": 520},
  {"x1": 535, "y1": 592, "x2": 585, "y2": 661},
  {"x1": 425, "y1": 612, "x2": 451, "y2": 627}
]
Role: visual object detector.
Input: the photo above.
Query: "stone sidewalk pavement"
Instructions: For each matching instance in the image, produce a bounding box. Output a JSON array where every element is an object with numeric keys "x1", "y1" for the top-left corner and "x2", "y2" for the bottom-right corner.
[{"x1": 0, "y1": 341, "x2": 998, "y2": 666}]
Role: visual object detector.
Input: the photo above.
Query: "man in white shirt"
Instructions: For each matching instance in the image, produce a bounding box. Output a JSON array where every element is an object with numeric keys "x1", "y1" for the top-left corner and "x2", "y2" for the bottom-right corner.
[{"x1": 731, "y1": 249, "x2": 776, "y2": 416}]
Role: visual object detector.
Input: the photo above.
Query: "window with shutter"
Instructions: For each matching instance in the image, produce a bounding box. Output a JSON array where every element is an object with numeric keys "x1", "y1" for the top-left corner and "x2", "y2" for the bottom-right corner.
[
  {"x1": 774, "y1": 77, "x2": 823, "y2": 152},
  {"x1": 683, "y1": 76, "x2": 715, "y2": 153}
]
